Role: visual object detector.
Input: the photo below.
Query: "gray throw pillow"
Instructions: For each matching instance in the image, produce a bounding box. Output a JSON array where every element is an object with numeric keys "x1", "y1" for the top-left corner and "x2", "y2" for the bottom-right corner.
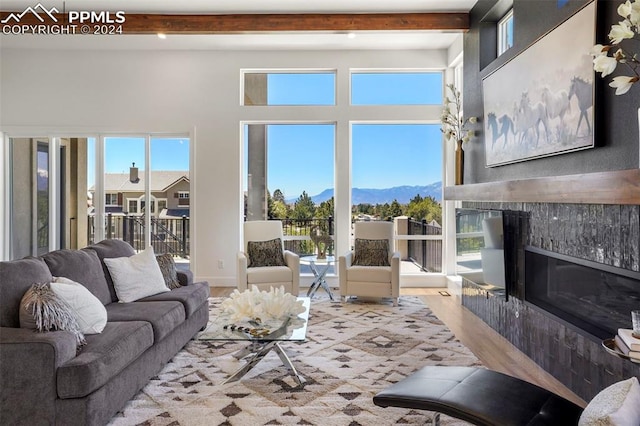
[
  {"x1": 19, "y1": 282, "x2": 86, "y2": 349},
  {"x1": 352, "y1": 238, "x2": 390, "y2": 267},
  {"x1": 156, "y1": 254, "x2": 181, "y2": 289},
  {"x1": 247, "y1": 238, "x2": 286, "y2": 268}
]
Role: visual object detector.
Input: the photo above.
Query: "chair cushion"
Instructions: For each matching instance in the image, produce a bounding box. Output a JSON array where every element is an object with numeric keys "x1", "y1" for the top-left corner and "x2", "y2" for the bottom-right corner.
[
  {"x1": 137, "y1": 282, "x2": 209, "y2": 318},
  {"x1": 42, "y1": 249, "x2": 112, "y2": 306},
  {"x1": 57, "y1": 321, "x2": 154, "y2": 399},
  {"x1": 347, "y1": 265, "x2": 392, "y2": 283},
  {"x1": 105, "y1": 301, "x2": 185, "y2": 342},
  {"x1": 353, "y1": 238, "x2": 390, "y2": 266},
  {"x1": 0, "y1": 257, "x2": 53, "y2": 328},
  {"x1": 247, "y1": 238, "x2": 286, "y2": 267},
  {"x1": 373, "y1": 366, "x2": 584, "y2": 426},
  {"x1": 247, "y1": 266, "x2": 292, "y2": 284}
]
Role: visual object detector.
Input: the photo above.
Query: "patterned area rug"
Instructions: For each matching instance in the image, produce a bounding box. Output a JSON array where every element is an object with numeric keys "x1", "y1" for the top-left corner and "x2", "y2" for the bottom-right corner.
[{"x1": 108, "y1": 296, "x2": 480, "y2": 425}]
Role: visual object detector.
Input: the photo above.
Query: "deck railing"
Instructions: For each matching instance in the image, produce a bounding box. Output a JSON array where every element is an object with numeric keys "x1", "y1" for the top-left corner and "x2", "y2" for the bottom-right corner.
[
  {"x1": 88, "y1": 214, "x2": 190, "y2": 258},
  {"x1": 407, "y1": 219, "x2": 443, "y2": 273}
]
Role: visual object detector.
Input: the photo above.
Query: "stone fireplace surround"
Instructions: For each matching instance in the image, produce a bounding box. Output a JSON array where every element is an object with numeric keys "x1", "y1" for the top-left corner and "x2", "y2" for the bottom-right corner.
[{"x1": 460, "y1": 200, "x2": 640, "y2": 402}]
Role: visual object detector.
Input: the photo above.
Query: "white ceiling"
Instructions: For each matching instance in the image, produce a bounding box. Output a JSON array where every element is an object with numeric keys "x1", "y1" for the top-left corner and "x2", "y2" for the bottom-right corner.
[{"x1": 0, "y1": 0, "x2": 477, "y2": 50}]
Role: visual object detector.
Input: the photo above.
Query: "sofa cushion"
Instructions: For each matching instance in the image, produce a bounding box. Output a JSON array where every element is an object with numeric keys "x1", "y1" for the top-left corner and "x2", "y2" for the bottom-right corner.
[
  {"x1": 86, "y1": 239, "x2": 136, "y2": 303},
  {"x1": 0, "y1": 257, "x2": 53, "y2": 328},
  {"x1": 138, "y1": 282, "x2": 209, "y2": 318},
  {"x1": 156, "y1": 254, "x2": 181, "y2": 289},
  {"x1": 104, "y1": 247, "x2": 170, "y2": 303},
  {"x1": 106, "y1": 301, "x2": 185, "y2": 342},
  {"x1": 51, "y1": 277, "x2": 108, "y2": 334},
  {"x1": 42, "y1": 249, "x2": 112, "y2": 306},
  {"x1": 19, "y1": 282, "x2": 86, "y2": 348},
  {"x1": 57, "y1": 321, "x2": 154, "y2": 399}
]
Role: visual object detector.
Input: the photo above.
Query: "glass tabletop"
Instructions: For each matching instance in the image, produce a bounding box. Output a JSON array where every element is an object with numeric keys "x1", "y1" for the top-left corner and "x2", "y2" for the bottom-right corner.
[
  {"x1": 300, "y1": 255, "x2": 335, "y2": 264},
  {"x1": 197, "y1": 297, "x2": 310, "y2": 342}
]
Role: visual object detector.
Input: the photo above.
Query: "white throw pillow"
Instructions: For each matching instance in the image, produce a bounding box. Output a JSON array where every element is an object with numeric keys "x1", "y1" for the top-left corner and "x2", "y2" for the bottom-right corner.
[
  {"x1": 579, "y1": 377, "x2": 640, "y2": 426},
  {"x1": 104, "y1": 246, "x2": 170, "y2": 303},
  {"x1": 51, "y1": 277, "x2": 107, "y2": 334}
]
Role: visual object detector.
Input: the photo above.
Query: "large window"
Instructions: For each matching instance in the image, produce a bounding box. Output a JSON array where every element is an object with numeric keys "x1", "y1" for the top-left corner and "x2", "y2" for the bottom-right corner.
[
  {"x1": 240, "y1": 68, "x2": 449, "y2": 281},
  {"x1": 351, "y1": 72, "x2": 443, "y2": 105},
  {"x1": 243, "y1": 71, "x2": 336, "y2": 106},
  {"x1": 351, "y1": 124, "x2": 443, "y2": 273},
  {"x1": 244, "y1": 123, "x2": 335, "y2": 259}
]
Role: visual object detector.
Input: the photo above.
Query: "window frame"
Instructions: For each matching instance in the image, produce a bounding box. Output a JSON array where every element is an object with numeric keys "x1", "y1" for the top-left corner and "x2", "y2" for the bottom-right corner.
[
  {"x1": 498, "y1": 9, "x2": 514, "y2": 56},
  {"x1": 241, "y1": 69, "x2": 337, "y2": 106}
]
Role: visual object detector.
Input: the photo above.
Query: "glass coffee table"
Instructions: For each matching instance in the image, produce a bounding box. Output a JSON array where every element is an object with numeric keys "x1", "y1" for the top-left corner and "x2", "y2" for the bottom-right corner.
[{"x1": 198, "y1": 297, "x2": 310, "y2": 385}]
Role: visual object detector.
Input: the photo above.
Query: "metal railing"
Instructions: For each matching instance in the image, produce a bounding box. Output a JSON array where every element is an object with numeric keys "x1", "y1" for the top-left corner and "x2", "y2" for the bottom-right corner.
[
  {"x1": 407, "y1": 219, "x2": 443, "y2": 273},
  {"x1": 88, "y1": 214, "x2": 190, "y2": 258},
  {"x1": 280, "y1": 217, "x2": 334, "y2": 256}
]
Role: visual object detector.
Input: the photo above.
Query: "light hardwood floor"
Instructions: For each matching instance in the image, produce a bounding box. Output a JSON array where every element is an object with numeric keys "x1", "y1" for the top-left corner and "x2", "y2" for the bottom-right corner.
[{"x1": 210, "y1": 286, "x2": 587, "y2": 408}]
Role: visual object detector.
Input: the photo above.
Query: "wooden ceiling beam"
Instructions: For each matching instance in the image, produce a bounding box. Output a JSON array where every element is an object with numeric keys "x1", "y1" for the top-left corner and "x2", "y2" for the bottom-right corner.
[{"x1": 0, "y1": 12, "x2": 469, "y2": 34}]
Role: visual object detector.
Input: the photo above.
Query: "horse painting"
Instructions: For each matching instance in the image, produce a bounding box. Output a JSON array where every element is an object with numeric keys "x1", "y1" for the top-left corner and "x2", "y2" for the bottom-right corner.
[
  {"x1": 541, "y1": 87, "x2": 571, "y2": 125},
  {"x1": 487, "y1": 112, "x2": 516, "y2": 149},
  {"x1": 569, "y1": 76, "x2": 593, "y2": 137},
  {"x1": 514, "y1": 91, "x2": 550, "y2": 148}
]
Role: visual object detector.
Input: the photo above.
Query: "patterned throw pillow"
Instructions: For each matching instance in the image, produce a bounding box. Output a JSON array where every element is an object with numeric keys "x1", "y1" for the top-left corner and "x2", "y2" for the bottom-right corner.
[
  {"x1": 352, "y1": 238, "x2": 390, "y2": 267},
  {"x1": 247, "y1": 238, "x2": 286, "y2": 268},
  {"x1": 156, "y1": 254, "x2": 181, "y2": 289},
  {"x1": 19, "y1": 282, "x2": 87, "y2": 349}
]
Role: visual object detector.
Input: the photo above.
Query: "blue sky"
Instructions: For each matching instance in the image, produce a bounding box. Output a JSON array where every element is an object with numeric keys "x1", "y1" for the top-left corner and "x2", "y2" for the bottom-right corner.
[{"x1": 96, "y1": 72, "x2": 443, "y2": 198}]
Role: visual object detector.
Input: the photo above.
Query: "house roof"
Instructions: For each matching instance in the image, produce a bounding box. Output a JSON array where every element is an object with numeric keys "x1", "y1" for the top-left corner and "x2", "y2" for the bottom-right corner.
[{"x1": 91, "y1": 171, "x2": 189, "y2": 193}]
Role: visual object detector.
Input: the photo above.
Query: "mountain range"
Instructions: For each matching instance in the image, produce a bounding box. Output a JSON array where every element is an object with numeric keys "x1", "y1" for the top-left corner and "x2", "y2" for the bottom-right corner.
[{"x1": 286, "y1": 182, "x2": 442, "y2": 205}]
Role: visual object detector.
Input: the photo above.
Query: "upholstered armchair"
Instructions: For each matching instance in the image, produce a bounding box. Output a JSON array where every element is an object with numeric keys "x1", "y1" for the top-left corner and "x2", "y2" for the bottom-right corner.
[
  {"x1": 237, "y1": 220, "x2": 300, "y2": 295},
  {"x1": 339, "y1": 221, "x2": 400, "y2": 306}
]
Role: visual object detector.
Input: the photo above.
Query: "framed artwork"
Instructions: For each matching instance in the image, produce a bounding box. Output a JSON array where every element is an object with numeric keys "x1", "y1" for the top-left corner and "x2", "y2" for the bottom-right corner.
[{"x1": 483, "y1": 1, "x2": 595, "y2": 167}]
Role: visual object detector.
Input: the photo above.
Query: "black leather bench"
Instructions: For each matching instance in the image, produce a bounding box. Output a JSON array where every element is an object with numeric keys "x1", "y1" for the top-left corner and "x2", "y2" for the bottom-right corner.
[{"x1": 373, "y1": 366, "x2": 584, "y2": 426}]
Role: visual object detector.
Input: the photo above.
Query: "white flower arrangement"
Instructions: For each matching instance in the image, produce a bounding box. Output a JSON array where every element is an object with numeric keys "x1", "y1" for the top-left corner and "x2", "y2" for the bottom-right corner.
[
  {"x1": 591, "y1": 0, "x2": 640, "y2": 95},
  {"x1": 221, "y1": 285, "x2": 305, "y2": 322},
  {"x1": 441, "y1": 83, "x2": 477, "y2": 144}
]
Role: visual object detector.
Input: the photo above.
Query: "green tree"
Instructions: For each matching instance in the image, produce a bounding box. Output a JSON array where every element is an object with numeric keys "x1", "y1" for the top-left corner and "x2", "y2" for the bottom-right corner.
[
  {"x1": 272, "y1": 189, "x2": 285, "y2": 204},
  {"x1": 407, "y1": 195, "x2": 442, "y2": 225},
  {"x1": 271, "y1": 200, "x2": 289, "y2": 219},
  {"x1": 316, "y1": 197, "x2": 334, "y2": 219},
  {"x1": 389, "y1": 199, "x2": 403, "y2": 218},
  {"x1": 291, "y1": 191, "x2": 315, "y2": 220}
]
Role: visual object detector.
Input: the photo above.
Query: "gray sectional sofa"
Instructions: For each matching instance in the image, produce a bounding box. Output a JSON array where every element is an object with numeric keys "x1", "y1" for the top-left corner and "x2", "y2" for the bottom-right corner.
[{"x1": 0, "y1": 239, "x2": 210, "y2": 425}]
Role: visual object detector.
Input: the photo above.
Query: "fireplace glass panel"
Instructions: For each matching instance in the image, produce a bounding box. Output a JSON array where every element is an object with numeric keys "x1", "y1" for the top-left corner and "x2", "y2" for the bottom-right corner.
[{"x1": 525, "y1": 247, "x2": 640, "y2": 340}]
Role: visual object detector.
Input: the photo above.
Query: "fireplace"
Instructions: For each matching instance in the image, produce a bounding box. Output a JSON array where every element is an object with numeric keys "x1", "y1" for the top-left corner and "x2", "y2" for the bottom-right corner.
[{"x1": 525, "y1": 246, "x2": 640, "y2": 341}]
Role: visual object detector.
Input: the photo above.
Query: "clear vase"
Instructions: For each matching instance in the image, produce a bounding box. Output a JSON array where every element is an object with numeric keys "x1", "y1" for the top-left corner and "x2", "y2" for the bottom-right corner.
[{"x1": 455, "y1": 139, "x2": 464, "y2": 185}]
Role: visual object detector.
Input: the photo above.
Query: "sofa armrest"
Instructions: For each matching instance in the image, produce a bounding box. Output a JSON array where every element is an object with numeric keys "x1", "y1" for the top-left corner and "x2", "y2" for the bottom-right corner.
[
  {"x1": 177, "y1": 269, "x2": 194, "y2": 286},
  {"x1": 1, "y1": 327, "x2": 78, "y2": 424},
  {"x1": 237, "y1": 251, "x2": 248, "y2": 291}
]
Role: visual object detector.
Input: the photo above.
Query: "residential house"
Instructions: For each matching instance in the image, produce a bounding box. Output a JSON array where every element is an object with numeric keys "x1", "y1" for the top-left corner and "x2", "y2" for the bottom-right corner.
[{"x1": 89, "y1": 170, "x2": 190, "y2": 218}]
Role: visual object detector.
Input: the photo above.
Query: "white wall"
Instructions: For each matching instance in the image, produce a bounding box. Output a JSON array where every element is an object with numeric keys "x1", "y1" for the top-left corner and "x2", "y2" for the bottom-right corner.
[{"x1": 1, "y1": 47, "x2": 449, "y2": 285}]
